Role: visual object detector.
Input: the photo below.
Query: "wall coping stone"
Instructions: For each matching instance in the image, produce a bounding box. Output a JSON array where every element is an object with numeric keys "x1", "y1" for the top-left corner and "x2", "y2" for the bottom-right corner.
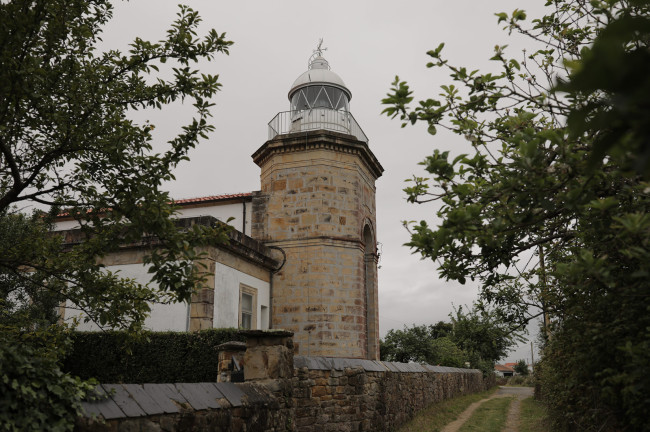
[
  {"x1": 80, "y1": 382, "x2": 263, "y2": 420},
  {"x1": 216, "y1": 341, "x2": 246, "y2": 351},
  {"x1": 293, "y1": 356, "x2": 481, "y2": 374}
]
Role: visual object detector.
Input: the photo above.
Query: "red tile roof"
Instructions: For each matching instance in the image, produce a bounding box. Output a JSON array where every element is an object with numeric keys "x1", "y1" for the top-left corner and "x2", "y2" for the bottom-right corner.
[
  {"x1": 495, "y1": 364, "x2": 515, "y2": 372},
  {"x1": 173, "y1": 192, "x2": 252, "y2": 205}
]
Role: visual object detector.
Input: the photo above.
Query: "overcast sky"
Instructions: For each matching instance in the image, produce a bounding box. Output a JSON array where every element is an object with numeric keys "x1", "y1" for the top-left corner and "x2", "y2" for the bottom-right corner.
[{"x1": 102, "y1": 0, "x2": 547, "y2": 364}]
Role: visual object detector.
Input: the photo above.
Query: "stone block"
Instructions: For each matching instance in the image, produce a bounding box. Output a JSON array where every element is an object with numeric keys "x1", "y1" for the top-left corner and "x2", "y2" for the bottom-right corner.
[
  {"x1": 272, "y1": 179, "x2": 287, "y2": 191},
  {"x1": 243, "y1": 345, "x2": 293, "y2": 381}
]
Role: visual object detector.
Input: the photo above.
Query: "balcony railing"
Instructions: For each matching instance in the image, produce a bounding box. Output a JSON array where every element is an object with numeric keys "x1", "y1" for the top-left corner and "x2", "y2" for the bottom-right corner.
[{"x1": 268, "y1": 109, "x2": 368, "y2": 143}]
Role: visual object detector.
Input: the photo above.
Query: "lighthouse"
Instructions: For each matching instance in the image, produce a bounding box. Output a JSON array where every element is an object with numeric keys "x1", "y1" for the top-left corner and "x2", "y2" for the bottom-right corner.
[{"x1": 252, "y1": 44, "x2": 383, "y2": 359}]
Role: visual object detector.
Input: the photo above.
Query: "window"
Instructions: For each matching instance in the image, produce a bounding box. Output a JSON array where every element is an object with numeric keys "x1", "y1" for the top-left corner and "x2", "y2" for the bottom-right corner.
[{"x1": 239, "y1": 285, "x2": 257, "y2": 329}]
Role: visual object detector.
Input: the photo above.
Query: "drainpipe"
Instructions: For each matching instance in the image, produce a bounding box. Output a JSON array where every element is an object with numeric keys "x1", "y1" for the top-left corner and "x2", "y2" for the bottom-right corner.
[
  {"x1": 267, "y1": 246, "x2": 287, "y2": 331},
  {"x1": 269, "y1": 273, "x2": 273, "y2": 329},
  {"x1": 242, "y1": 201, "x2": 247, "y2": 235}
]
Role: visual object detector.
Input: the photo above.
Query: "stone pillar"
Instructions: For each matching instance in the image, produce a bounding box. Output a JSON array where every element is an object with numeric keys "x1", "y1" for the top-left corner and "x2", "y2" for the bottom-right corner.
[
  {"x1": 242, "y1": 330, "x2": 294, "y2": 381},
  {"x1": 189, "y1": 253, "x2": 216, "y2": 331},
  {"x1": 216, "y1": 341, "x2": 246, "y2": 383}
]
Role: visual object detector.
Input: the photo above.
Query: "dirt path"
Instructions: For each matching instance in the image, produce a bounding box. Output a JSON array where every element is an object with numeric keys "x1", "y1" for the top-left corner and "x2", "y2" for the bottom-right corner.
[{"x1": 440, "y1": 386, "x2": 533, "y2": 432}]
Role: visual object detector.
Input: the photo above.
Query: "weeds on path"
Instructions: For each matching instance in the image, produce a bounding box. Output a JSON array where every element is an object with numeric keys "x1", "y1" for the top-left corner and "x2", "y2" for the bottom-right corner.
[
  {"x1": 457, "y1": 397, "x2": 513, "y2": 432},
  {"x1": 519, "y1": 398, "x2": 550, "y2": 432},
  {"x1": 398, "y1": 388, "x2": 499, "y2": 432}
]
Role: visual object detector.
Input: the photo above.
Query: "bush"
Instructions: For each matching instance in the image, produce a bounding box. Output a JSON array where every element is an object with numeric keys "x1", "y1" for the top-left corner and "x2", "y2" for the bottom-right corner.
[
  {"x1": 0, "y1": 328, "x2": 96, "y2": 432},
  {"x1": 514, "y1": 359, "x2": 529, "y2": 376},
  {"x1": 508, "y1": 375, "x2": 535, "y2": 387},
  {"x1": 62, "y1": 328, "x2": 244, "y2": 383},
  {"x1": 429, "y1": 337, "x2": 467, "y2": 368}
]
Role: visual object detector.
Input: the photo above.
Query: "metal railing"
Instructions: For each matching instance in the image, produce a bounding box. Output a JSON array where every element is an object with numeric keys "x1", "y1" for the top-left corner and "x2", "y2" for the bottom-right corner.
[{"x1": 268, "y1": 109, "x2": 368, "y2": 143}]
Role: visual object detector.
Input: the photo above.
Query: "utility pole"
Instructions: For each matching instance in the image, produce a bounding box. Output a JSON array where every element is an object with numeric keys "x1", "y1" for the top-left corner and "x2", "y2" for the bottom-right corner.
[
  {"x1": 530, "y1": 341, "x2": 535, "y2": 373},
  {"x1": 538, "y1": 245, "x2": 552, "y2": 340}
]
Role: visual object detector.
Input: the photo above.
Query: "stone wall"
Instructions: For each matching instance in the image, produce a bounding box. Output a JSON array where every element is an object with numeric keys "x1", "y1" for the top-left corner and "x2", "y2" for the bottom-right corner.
[
  {"x1": 76, "y1": 333, "x2": 491, "y2": 431},
  {"x1": 290, "y1": 357, "x2": 486, "y2": 431},
  {"x1": 75, "y1": 382, "x2": 289, "y2": 432}
]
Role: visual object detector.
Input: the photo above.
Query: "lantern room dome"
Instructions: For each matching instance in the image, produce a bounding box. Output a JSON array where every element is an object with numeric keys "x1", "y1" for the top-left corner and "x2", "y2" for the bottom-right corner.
[
  {"x1": 267, "y1": 45, "x2": 368, "y2": 143},
  {"x1": 288, "y1": 55, "x2": 352, "y2": 101}
]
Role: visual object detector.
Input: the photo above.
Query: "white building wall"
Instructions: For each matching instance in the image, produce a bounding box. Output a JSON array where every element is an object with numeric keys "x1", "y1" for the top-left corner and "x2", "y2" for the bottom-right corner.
[
  {"x1": 66, "y1": 259, "x2": 270, "y2": 332},
  {"x1": 67, "y1": 263, "x2": 189, "y2": 332},
  {"x1": 213, "y1": 261, "x2": 270, "y2": 330},
  {"x1": 55, "y1": 219, "x2": 82, "y2": 231},
  {"x1": 175, "y1": 201, "x2": 252, "y2": 235}
]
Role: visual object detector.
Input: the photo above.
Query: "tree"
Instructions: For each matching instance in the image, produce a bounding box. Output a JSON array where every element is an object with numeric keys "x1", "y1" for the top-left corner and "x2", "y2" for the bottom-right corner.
[
  {"x1": 380, "y1": 322, "x2": 452, "y2": 363},
  {"x1": 429, "y1": 337, "x2": 466, "y2": 368},
  {"x1": 450, "y1": 305, "x2": 523, "y2": 375},
  {"x1": 0, "y1": 0, "x2": 232, "y2": 330},
  {"x1": 380, "y1": 306, "x2": 520, "y2": 374},
  {"x1": 0, "y1": 324, "x2": 97, "y2": 432},
  {"x1": 0, "y1": 1, "x2": 231, "y2": 429},
  {"x1": 382, "y1": 0, "x2": 649, "y2": 430},
  {"x1": 513, "y1": 359, "x2": 529, "y2": 376}
]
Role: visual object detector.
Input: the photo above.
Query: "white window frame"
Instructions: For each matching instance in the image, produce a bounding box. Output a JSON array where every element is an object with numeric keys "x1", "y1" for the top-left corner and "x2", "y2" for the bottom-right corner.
[{"x1": 239, "y1": 284, "x2": 257, "y2": 330}]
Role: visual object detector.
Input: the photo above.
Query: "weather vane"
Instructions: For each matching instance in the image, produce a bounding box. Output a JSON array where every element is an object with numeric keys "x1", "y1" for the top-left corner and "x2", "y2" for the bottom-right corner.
[{"x1": 314, "y1": 38, "x2": 327, "y2": 57}]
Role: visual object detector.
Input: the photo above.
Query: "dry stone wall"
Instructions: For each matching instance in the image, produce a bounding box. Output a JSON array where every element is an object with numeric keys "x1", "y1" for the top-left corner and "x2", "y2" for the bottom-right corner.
[
  {"x1": 290, "y1": 356, "x2": 486, "y2": 431},
  {"x1": 77, "y1": 356, "x2": 489, "y2": 431}
]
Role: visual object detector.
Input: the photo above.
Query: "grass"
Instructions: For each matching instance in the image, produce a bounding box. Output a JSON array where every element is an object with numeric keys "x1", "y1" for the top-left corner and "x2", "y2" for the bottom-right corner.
[
  {"x1": 457, "y1": 396, "x2": 513, "y2": 432},
  {"x1": 503, "y1": 375, "x2": 536, "y2": 387},
  {"x1": 519, "y1": 397, "x2": 550, "y2": 432},
  {"x1": 397, "y1": 387, "x2": 498, "y2": 432}
]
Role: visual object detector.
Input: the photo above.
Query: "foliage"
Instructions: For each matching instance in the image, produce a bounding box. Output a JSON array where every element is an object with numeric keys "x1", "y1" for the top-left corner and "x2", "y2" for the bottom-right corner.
[
  {"x1": 380, "y1": 321, "x2": 453, "y2": 363},
  {"x1": 514, "y1": 359, "x2": 529, "y2": 376},
  {"x1": 519, "y1": 397, "x2": 550, "y2": 432},
  {"x1": 507, "y1": 375, "x2": 535, "y2": 387},
  {"x1": 62, "y1": 328, "x2": 245, "y2": 383},
  {"x1": 557, "y1": 1, "x2": 650, "y2": 176},
  {"x1": 381, "y1": 306, "x2": 521, "y2": 375},
  {"x1": 450, "y1": 306, "x2": 523, "y2": 375},
  {"x1": 0, "y1": 326, "x2": 96, "y2": 432},
  {"x1": 382, "y1": 0, "x2": 650, "y2": 430},
  {"x1": 0, "y1": 0, "x2": 232, "y2": 332},
  {"x1": 0, "y1": 212, "x2": 63, "y2": 328},
  {"x1": 0, "y1": 1, "x2": 231, "y2": 429},
  {"x1": 429, "y1": 337, "x2": 467, "y2": 368}
]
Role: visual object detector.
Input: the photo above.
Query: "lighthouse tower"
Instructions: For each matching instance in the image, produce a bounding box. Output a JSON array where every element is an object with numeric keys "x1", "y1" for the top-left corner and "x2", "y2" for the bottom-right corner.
[{"x1": 252, "y1": 46, "x2": 383, "y2": 359}]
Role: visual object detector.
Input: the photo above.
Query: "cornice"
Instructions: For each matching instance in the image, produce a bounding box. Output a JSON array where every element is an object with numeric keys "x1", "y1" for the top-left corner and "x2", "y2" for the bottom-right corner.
[{"x1": 252, "y1": 130, "x2": 384, "y2": 180}]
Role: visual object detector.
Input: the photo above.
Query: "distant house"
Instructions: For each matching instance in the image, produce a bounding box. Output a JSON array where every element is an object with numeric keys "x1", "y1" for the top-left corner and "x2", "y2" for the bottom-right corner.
[
  {"x1": 504, "y1": 361, "x2": 533, "y2": 375},
  {"x1": 494, "y1": 364, "x2": 515, "y2": 377}
]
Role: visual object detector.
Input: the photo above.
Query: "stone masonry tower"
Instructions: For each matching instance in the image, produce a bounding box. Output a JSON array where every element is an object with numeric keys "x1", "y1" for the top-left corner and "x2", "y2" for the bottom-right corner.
[{"x1": 252, "y1": 47, "x2": 383, "y2": 359}]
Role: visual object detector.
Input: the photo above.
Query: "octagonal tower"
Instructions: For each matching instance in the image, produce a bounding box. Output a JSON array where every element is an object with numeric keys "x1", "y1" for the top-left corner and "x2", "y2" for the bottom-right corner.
[{"x1": 252, "y1": 48, "x2": 383, "y2": 359}]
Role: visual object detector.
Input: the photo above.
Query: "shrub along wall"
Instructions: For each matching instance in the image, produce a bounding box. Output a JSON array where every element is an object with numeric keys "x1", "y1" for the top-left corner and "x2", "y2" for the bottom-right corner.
[{"x1": 62, "y1": 328, "x2": 244, "y2": 383}]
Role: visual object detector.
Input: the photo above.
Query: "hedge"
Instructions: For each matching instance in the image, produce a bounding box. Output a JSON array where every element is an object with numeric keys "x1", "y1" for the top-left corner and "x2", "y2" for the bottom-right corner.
[{"x1": 62, "y1": 328, "x2": 245, "y2": 383}]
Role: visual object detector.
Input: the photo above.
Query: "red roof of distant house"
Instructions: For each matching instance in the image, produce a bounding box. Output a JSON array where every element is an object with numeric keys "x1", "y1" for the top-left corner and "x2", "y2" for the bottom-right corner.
[
  {"x1": 173, "y1": 192, "x2": 252, "y2": 205},
  {"x1": 495, "y1": 364, "x2": 515, "y2": 372},
  {"x1": 504, "y1": 362, "x2": 517, "y2": 368}
]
